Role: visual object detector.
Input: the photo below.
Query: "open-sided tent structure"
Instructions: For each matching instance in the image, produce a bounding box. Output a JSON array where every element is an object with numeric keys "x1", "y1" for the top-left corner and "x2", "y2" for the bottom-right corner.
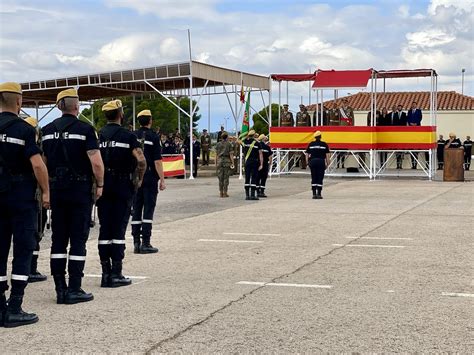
[{"x1": 19, "y1": 60, "x2": 271, "y2": 179}]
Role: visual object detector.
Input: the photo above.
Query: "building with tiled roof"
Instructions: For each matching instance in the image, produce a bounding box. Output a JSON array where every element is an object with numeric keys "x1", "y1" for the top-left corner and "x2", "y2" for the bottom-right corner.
[
  {"x1": 306, "y1": 91, "x2": 473, "y2": 138},
  {"x1": 307, "y1": 91, "x2": 474, "y2": 111}
]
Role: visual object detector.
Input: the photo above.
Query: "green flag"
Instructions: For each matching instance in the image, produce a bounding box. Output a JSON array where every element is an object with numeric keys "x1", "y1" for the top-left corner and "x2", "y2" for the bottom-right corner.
[{"x1": 239, "y1": 91, "x2": 250, "y2": 139}]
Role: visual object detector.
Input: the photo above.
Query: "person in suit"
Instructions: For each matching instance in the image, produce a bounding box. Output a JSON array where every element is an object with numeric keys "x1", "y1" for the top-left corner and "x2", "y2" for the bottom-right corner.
[
  {"x1": 407, "y1": 101, "x2": 423, "y2": 169},
  {"x1": 394, "y1": 105, "x2": 407, "y2": 169}
]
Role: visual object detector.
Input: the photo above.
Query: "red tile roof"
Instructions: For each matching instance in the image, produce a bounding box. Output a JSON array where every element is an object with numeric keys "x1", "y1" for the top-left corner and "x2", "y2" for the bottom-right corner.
[{"x1": 307, "y1": 91, "x2": 474, "y2": 111}]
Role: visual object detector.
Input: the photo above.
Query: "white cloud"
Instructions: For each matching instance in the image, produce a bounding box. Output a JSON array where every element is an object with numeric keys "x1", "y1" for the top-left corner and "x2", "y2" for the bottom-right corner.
[
  {"x1": 428, "y1": 0, "x2": 474, "y2": 15},
  {"x1": 406, "y1": 29, "x2": 456, "y2": 48}
]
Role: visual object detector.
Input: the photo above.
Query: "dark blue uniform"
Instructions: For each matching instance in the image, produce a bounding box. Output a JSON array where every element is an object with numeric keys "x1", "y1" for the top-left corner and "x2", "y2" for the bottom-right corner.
[
  {"x1": 131, "y1": 127, "x2": 162, "y2": 249},
  {"x1": 97, "y1": 124, "x2": 140, "y2": 265},
  {"x1": 257, "y1": 142, "x2": 273, "y2": 197},
  {"x1": 306, "y1": 139, "x2": 330, "y2": 198},
  {"x1": 0, "y1": 112, "x2": 41, "y2": 298},
  {"x1": 242, "y1": 137, "x2": 261, "y2": 199},
  {"x1": 463, "y1": 139, "x2": 472, "y2": 170},
  {"x1": 41, "y1": 114, "x2": 98, "y2": 293},
  {"x1": 437, "y1": 139, "x2": 446, "y2": 170}
]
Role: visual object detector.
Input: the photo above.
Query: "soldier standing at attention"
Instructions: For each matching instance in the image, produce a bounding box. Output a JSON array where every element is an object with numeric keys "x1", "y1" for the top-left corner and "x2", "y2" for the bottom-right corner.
[
  {"x1": 42, "y1": 88, "x2": 104, "y2": 305},
  {"x1": 200, "y1": 129, "x2": 211, "y2": 166},
  {"x1": 436, "y1": 135, "x2": 446, "y2": 170},
  {"x1": 463, "y1": 136, "x2": 472, "y2": 170},
  {"x1": 338, "y1": 99, "x2": 354, "y2": 126},
  {"x1": 305, "y1": 131, "x2": 330, "y2": 199},
  {"x1": 241, "y1": 129, "x2": 263, "y2": 200},
  {"x1": 215, "y1": 131, "x2": 234, "y2": 198},
  {"x1": 0, "y1": 82, "x2": 50, "y2": 327},
  {"x1": 23, "y1": 117, "x2": 48, "y2": 283},
  {"x1": 132, "y1": 110, "x2": 165, "y2": 254},
  {"x1": 280, "y1": 104, "x2": 294, "y2": 127},
  {"x1": 97, "y1": 100, "x2": 146, "y2": 287},
  {"x1": 257, "y1": 134, "x2": 273, "y2": 198},
  {"x1": 296, "y1": 104, "x2": 311, "y2": 169}
]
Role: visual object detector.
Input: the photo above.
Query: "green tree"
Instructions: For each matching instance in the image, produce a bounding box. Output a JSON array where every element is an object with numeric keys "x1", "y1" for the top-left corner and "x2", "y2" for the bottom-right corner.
[
  {"x1": 80, "y1": 95, "x2": 201, "y2": 136},
  {"x1": 251, "y1": 103, "x2": 280, "y2": 135}
]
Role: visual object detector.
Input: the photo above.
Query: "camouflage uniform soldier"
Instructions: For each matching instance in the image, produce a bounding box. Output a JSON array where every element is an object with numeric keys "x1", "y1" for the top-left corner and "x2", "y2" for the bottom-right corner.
[
  {"x1": 232, "y1": 136, "x2": 240, "y2": 175},
  {"x1": 296, "y1": 104, "x2": 311, "y2": 126},
  {"x1": 338, "y1": 99, "x2": 354, "y2": 126},
  {"x1": 216, "y1": 132, "x2": 234, "y2": 197},
  {"x1": 280, "y1": 104, "x2": 294, "y2": 127},
  {"x1": 296, "y1": 104, "x2": 311, "y2": 169}
]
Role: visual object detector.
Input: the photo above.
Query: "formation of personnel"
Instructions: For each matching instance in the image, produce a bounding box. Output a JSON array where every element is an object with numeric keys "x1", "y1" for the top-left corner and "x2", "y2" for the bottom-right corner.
[
  {"x1": 437, "y1": 133, "x2": 472, "y2": 170},
  {"x1": 0, "y1": 83, "x2": 166, "y2": 328}
]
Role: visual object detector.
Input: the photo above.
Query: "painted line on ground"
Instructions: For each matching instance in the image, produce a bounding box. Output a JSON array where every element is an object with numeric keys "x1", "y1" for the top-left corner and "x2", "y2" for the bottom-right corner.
[
  {"x1": 441, "y1": 292, "x2": 474, "y2": 298},
  {"x1": 199, "y1": 239, "x2": 263, "y2": 244},
  {"x1": 84, "y1": 274, "x2": 149, "y2": 280},
  {"x1": 333, "y1": 244, "x2": 406, "y2": 248},
  {"x1": 237, "y1": 281, "x2": 332, "y2": 289},
  {"x1": 345, "y1": 237, "x2": 413, "y2": 241},
  {"x1": 224, "y1": 232, "x2": 281, "y2": 237}
]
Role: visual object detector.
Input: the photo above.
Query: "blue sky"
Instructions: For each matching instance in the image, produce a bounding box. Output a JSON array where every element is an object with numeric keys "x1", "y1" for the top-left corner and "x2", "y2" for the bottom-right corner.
[{"x1": 0, "y1": 0, "x2": 472, "y2": 131}]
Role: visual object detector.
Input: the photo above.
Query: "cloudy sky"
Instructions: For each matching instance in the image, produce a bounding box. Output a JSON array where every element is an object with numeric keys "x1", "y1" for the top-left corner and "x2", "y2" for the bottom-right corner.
[{"x1": 0, "y1": 0, "x2": 472, "y2": 130}]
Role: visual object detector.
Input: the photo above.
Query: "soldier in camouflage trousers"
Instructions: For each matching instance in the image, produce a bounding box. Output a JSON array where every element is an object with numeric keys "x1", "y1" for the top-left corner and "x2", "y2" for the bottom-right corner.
[{"x1": 216, "y1": 132, "x2": 234, "y2": 197}]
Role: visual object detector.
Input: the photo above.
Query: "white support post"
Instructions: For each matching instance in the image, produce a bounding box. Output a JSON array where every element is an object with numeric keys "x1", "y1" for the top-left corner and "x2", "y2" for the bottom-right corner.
[
  {"x1": 35, "y1": 102, "x2": 39, "y2": 121},
  {"x1": 278, "y1": 81, "x2": 281, "y2": 126},
  {"x1": 189, "y1": 76, "x2": 194, "y2": 180}
]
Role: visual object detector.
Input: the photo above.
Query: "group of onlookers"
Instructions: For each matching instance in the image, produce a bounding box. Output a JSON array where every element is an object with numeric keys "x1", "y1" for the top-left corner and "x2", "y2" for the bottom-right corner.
[{"x1": 437, "y1": 134, "x2": 472, "y2": 171}]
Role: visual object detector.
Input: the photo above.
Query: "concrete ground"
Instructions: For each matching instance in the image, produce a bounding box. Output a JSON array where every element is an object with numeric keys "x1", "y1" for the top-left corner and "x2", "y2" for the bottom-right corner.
[{"x1": 1, "y1": 173, "x2": 473, "y2": 353}]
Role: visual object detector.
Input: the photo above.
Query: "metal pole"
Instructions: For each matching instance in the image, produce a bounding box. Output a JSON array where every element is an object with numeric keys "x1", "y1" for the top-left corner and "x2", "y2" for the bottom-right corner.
[
  {"x1": 269, "y1": 77, "x2": 272, "y2": 129},
  {"x1": 178, "y1": 97, "x2": 181, "y2": 133},
  {"x1": 308, "y1": 66, "x2": 312, "y2": 105},
  {"x1": 208, "y1": 90, "x2": 211, "y2": 132},
  {"x1": 132, "y1": 94, "x2": 136, "y2": 130},
  {"x1": 188, "y1": 29, "x2": 194, "y2": 180},
  {"x1": 278, "y1": 81, "x2": 281, "y2": 126},
  {"x1": 35, "y1": 102, "x2": 39, "y2": 120},
  {"x1": 316, "y1": 90, "x2": 319, "y2": 126},
  {"x1": 91, "y1": 104, "x2": 94, "y2": 126},
  {"x1": 461, "y1": 68, "x2": 465, "y2": 95},
  {"x1": 286, "y1": 81, "x2": 289, "y2": 106}
]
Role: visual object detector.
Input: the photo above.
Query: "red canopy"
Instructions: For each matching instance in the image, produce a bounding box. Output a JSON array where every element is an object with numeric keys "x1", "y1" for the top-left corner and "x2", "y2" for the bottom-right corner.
[
  {"x1": 271, "y1": 73, "x2": 317, "y2": 82},
  {"x1": 377, "y1": 69, "x2": 437, "y2": 78},
  {"x1": 312, "y1": 69, "x2": 373, "y2": 89}
]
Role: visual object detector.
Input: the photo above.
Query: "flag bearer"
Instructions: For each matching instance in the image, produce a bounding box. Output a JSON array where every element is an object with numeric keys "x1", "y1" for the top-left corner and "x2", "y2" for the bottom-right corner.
[{"x1": 241, "y1": 129, "x2": 263, "y2": 200}]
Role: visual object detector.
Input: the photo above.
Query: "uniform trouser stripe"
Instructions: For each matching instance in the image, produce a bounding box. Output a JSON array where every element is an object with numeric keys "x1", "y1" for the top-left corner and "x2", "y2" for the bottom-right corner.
[
  {"x1": 33, "y1": 251, "x2": 39, "y2": 256},
  {"x1": 130, "y1": 221, "x2": 142, "y2": 225},
  {"x1": 98, "y1": 240, "x2": 113, "y2": 245},
  {"x1": 0, "y1": 276, "x2": 7, "y2": 282},
  {"x1": 51, "y1": 254, "x2": 68, "y2": 259},
  {"x1": 11, "y1": 274, "x2": 29, "y2": 281},
  {"x1": 112, "y1": 239, "x2": 126, "y2": 244},
  {"x1": 142, "y1": 219, "x2": 153, "y2": 224},
  {"x1": 69, "y1": 255, "x2": 86, "y2": 261}
]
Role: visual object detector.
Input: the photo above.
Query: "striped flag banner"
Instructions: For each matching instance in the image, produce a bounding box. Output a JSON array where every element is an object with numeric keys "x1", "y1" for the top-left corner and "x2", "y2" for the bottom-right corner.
[
  {"x1": 269, "y1": 126, "x2": 436, "y2": 150},
  {"x1": 162, "y1": 155, "x2": 186, "y2": 177}
]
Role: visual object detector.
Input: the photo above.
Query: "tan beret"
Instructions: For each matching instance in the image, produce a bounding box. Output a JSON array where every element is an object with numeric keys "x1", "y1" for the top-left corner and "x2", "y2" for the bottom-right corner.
[
  {"x1": 314, "y1": 130, "x2": 322, "y2": 138},
  {"x1": 24, "y1": 116, "x2": 38, "y2": 127},
  {"x1": 137, "y1": 109, "x2": 152, "y2": 118},
  {"x1": 102, "y1": 99, "x2": 123, "y2": 112},
  {"x1": 56, "y1": 88, "x2": 78, "y2": 103},
  {"x1": 0, "y1": 82, "x2": 22, "y2": 95},
  {"x1": 248, "y1": 129, "x2": 255, "y2": 136}
]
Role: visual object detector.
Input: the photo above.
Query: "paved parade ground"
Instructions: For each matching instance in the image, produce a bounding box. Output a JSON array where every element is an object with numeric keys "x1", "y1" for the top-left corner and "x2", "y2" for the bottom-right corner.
[{"x1": 2, "y1": 174, "x2": 473, "y2": 353}]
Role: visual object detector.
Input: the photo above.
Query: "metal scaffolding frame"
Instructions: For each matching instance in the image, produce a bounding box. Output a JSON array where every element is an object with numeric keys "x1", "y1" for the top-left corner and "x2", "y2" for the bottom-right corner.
[
  {"x1": 269, "y1": 68, "x2": 438, "y2": 180},
  {"x1": 19, "y1": 60, "x2": 271, "y2": 180}
]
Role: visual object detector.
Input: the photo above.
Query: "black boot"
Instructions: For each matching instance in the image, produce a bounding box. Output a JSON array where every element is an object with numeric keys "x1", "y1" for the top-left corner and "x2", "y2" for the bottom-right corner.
[
  {"x1": 100, "y1": 260, "x2": 112, "y2": 288},
  {"x1": 53, "y1": 275, "x2": 67, "y2": 304},
  {"x1": 259, "y1": 188, "x2": 267, "y2": 198},
  {"x1": 140, "y1": 237, "x2": 158, "y2": 254},
  {"x1": 250, "y1": 188, "x2": 259, "y2": 200},
  {"x1": 245, "y1": 187, "x2": 250, "y2": 200},
  {"x1": 28, "y1": 255, "x2": 47, "y2": 283},
  {"x1": 4, "y1": 295, "x2": 38, "y2": 328},
  {"x1": 65, "y1": 277, "x2": 94, "y2": 304},
  {"x1": 133, "y1": 236, "x2": 141, "y2": 254},
  {"x1": 0, "y1": 292, "x2": 6, "y2": 327},
  {"x1": 316, "y1": 188, "x2": 323, "y2": 199},
  {"x1": 312, "y1": 187, "x2": 317, "y2": 199},
  {"x1": 109, "y1": 261, "x2": 132, "y2": 288}
]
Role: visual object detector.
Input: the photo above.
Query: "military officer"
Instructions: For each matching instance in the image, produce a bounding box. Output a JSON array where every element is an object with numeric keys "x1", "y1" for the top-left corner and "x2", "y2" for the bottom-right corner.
[
  {"x1": 215, "y1": 131, "x2": 234, "y2": 197},
  {"x1": 200, "y1": 129, "x2": 211, "y2": 165},
  {"x1": 296, "y1": 104, "x2": 311, "y2": 169},
  {"x1": 231, "y1": 136, "x2": 240, "y2": 175},
  {"x1": 97, "y1": 100, "x2": 146, "y2": 288},
  {"x1": 338, "y1": 99, "x2": 354, "y2": 126},
  {"x1": 463, "y1": 136, "x2": 472, "y2": 170},
  {"x1": 241, "y1": 129, "x2": 263, "y2": 200},
  {"x1": 436, "y1": 135, "x2": 446, "y2": 170},
  {"x1": 42, "y1": 88, "x2": 104, "y2": 305},
  {"x1": 280, "y1": 104, "x2": 294, "y2": 127},
  {"x1": 257, "y1": 134, "x2": 273, "y2": 198},
  {"x1": 296, "y1": 104, "x2": 311, "y2": 126},
  {"x1": 305, "y1": 131, "x2": 330, "y2": 199},
  {"x1": 23, "y1": 116, "x2": 47, "y2": 283},
  {"x1": 131, "y1": 109, "x2": 165, "y2": 254},
  {"x1": 0, "y1": 82, "x2": 50, "y2": 327},
  {"x1": 328, "y1": 103, "x2": 340, "y2": 126}
]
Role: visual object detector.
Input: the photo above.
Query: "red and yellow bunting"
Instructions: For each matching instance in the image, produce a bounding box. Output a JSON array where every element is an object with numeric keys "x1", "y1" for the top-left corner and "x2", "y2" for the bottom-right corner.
[
  {"x1": 270, "y1": 126, "x2": 436, "y2": 149},
  {"x1": 163, "y1": 155, "x2": 186, "y2": 177}
]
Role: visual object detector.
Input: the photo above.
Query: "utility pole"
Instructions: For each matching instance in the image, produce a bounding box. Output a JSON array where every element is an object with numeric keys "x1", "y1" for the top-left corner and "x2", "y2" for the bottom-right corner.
[{"x1": 461, "y1": 68, "x2": 466, "y2": 95}]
